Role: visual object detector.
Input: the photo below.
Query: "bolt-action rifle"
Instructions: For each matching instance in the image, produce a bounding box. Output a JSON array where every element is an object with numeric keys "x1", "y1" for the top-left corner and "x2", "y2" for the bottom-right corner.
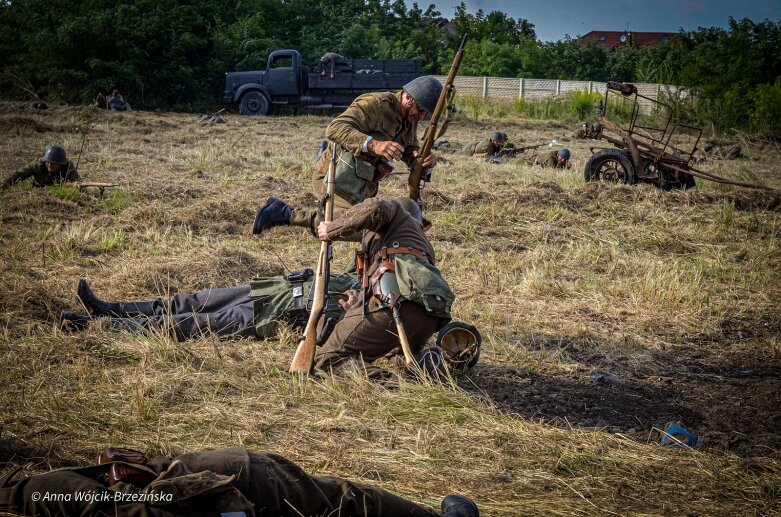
[
  {"x1": 496, "y1": 143, "x2": 544, "y2": 158},
  {"x1": 408, "y1": 35, "x2": 467, "y2": 202},
  {"x1": 63, "y1": 181, "x2": 119, "y2": 194},
  {"x1": 290, "y1": 141, "x2": 337, "y2": 373}
]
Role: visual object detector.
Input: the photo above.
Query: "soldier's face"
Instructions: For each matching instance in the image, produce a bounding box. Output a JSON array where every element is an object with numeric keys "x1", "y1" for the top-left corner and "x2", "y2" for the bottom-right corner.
[
  {"x1": 556, "y1": 156, "x2": 568, "y2": 166},
  {"x1": 44, "y1": 161, "x2": 63, "y2": 172},
  {"x1": 403, "y1": 94, "x2": 428, "y2": 122}
]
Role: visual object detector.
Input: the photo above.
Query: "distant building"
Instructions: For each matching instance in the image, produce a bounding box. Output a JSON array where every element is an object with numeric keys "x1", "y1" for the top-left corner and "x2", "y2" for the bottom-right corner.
[{"x1": 578, "y1": 31, "x2": 677, "y2": 50}]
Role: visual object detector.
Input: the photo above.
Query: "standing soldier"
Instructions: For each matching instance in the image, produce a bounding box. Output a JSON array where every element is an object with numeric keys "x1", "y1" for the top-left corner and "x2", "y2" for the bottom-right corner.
[
  {"x1": 313, "y1": 196, "x2": 455, "y2": 386},
  {"x1": 252, "y1": 76, "x2": 443, "y2": 239},
  {"x1": 2, "y1": 145, "x2": 79, "y2": 189},
  {"x1": 459, "y1": 131, "x2": 509, "y2": 157}
]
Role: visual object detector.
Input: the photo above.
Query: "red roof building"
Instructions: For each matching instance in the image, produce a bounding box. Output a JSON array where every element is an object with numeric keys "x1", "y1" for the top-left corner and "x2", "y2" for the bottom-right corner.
[{"x1": 578, "y1": 31, "x2": 677, "y2": 50}]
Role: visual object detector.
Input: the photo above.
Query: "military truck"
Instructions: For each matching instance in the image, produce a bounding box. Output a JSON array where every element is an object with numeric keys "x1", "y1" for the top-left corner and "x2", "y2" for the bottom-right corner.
[{"x1": 222, "y1": 50, "x2": 424, "y2": 115}]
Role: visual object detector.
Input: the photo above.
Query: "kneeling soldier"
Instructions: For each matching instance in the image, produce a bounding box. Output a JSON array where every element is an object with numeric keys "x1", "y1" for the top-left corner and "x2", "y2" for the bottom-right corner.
[{"x1": 313, "y1": 196, "x2": 455, "y2": 386}]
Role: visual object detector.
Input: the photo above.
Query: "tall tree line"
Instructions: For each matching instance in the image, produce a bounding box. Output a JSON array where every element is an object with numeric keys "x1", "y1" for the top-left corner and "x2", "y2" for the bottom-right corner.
[{"x1": 1, "y1": 1, "x2": 778, "y2": 135}]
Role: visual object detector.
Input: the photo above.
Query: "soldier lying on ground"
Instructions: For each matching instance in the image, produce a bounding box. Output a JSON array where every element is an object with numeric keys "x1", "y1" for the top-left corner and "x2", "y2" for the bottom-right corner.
[
  {"x1": 458, "y1": 131, "x2": 509, "y2": 157},
  {"x1": 572, "y1": 121, "x2": 602, "y2": 140},
  {"x1": 522, "y1": 148, "x2": 571, "y2": 168},
  {"x1": 60, "y1": 269, "x2": 357, "y2": 341},
  {"x1": 252, "y1": 76, "x2": 443, "y2": 239},
  {"x1": 0, "y1": 446, "x2": 479, "y2": 516},
  {"x1": 1, "y1": 144, "x2": 79, "y2": 189},
  {"x1": 312, "y1": 196, "x2": 456, "y2": 387}
]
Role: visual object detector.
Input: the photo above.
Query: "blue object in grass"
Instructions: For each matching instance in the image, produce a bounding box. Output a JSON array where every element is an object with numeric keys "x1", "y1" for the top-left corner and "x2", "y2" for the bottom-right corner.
[{"x1": 661, "y1": 423, "x2": 702, "y2": 447}]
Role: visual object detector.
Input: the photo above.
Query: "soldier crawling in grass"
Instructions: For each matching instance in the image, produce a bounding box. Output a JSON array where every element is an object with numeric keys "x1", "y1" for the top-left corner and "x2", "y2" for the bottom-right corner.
[
  {"x1": 252, "y1": 76, "x2": 442, "y2": 240},
  {"x1": 0, "y1": 446, "x2": 479, "y2": 516},
  {"x1": 525, "y1": 148, "x2": 572, "y2": 169},
  {"x1": 1, "y1": 144, "x2": 79, "y2": 189},
  {"x1": 458, "y1": 131, "x2": 511, "y2": 157}
]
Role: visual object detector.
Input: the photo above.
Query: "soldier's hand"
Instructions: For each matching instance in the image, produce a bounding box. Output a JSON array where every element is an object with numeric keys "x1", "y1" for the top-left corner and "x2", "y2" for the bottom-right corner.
[
  {"x1": 368, "y1": 139, "x2": 404, "y2": 161},
  {"x1": 316, "y1": 222, "x2": 330, "y2": 241},
  {"x1": 413, "y1": 150, "x2": 437, "y2": 169},
  {"x1": 339, "y1": 289, "x2": 359, "y2": 311}
]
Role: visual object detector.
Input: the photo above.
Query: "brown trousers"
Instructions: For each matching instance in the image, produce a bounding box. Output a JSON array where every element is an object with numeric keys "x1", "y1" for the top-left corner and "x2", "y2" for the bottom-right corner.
[
  {"x1": 314, "y1": 300, "x2": 443, "y2": 385},
  {"x1": 0, "y1": 448, "x2": 438, "y2": 516}
]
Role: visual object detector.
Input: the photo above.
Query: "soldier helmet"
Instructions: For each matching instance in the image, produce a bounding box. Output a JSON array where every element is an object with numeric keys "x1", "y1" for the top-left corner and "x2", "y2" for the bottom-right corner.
[
  {"x1": 394, "y1": 197, "x2": 423, "y2": 225},
  {"x1": 403, "y1": 76, "x2": 443, "y2": 115},
  {"x1": 436, "y1": 322, "x2": 481, "y2": 371},
  {"x1": 557, "y1": 148, "x2": 571, "y2": 160},
  {"x1": 490, "y1": 131, "x2": 506, "y2": 142},
  {"x1": 42, "y1": 145, "x2": 68, "y2": 165},
  {"x1": 592, "y1": 121, "x2": 602, "y2": 131}
]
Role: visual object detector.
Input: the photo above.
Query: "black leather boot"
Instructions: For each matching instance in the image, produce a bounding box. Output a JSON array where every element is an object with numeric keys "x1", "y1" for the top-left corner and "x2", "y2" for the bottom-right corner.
[
  {"x1": 441, "y1": 495, "x2": 479, "y2": 517},
  {"x1": 60, "y1": 311, "x2": 92, "y2": 331},
  {"x1": 252, "y1": 196, "x2": 293, "y2": 235},
  {"x1": 77, "y1": 279, "x2": 112, "y2": 315},
  {"x1": 78, "y1": 279, "x2": 158, "y2": 317}
]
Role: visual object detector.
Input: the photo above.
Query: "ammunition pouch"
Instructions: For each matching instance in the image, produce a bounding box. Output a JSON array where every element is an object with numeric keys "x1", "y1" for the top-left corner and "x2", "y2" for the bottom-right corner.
[
  {"x1": 330, "y1": 150, "x2": 378, "y2": 205},
  {"x1": 108, "y1": 463, "x2": 157, "y2": 488},
  {"x1": 99, "y1": 447, "x2": 147, "y2": 466},
  {"x1": 281, "y1": 268, "x2": 314, "y2": 327}
]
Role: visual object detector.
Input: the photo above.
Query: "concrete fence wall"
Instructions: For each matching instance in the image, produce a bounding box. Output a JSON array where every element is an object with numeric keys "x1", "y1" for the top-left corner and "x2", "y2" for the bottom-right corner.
[{"x1": 431, "y1": 75, "x2": 678, "y2": 104}]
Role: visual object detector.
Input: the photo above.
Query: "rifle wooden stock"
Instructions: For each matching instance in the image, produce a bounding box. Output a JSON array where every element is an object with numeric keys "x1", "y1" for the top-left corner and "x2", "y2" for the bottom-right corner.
[
  {"x1": 290, "y1": 142, "x2": 337, "y2": 373},
  {"x1": 408, "y1": 35, "x2": 467, "y2": 202},
  {"x1": 392, "y1": 305, "x2": 416, "y2": 367},
  {"x1": 63, "y1": 182, "x2": 119, "y2": 189}
]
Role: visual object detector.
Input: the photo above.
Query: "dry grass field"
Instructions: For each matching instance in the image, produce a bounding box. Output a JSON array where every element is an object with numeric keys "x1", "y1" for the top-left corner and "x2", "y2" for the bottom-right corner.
[{"x1": 1, "y1": 102, "x2": 780, "y2": 515}]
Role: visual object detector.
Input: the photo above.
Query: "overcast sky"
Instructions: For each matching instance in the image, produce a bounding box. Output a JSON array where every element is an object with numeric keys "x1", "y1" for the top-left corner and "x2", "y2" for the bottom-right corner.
[{"x1": 418, "y1": 0, "x2": 781, "y2": 42}]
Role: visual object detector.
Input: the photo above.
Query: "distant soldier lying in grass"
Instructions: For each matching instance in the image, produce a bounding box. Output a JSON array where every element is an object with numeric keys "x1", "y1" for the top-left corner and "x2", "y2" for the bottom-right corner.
[{"x1": 1, "y1": 144, "x2": 79, "y2": 189}]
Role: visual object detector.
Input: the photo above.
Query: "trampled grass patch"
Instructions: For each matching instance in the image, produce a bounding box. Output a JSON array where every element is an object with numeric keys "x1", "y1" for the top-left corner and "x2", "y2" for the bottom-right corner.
[{"x1": 0, "y1": 103, "x2": 779, "y2": 515}]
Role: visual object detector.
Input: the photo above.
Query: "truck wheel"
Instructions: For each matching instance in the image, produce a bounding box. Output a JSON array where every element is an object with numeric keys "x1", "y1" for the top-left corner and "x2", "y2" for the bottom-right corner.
[
  {"x1": 584, "y1": 148, "x2": 637, "y2": 184},
  {"x1": 239, "y1": 92, "x2": 269, "y2": 116}
]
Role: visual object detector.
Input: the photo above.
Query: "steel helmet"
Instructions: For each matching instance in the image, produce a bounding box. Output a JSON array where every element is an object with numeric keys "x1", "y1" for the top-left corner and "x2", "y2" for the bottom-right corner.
[
  {"x1": 403, "y1": 76, "x2": 443, "y2": 114},
  {"x1": 557, "y1": 148, "x2": 571, "y2": 160},
  {"x1": 436, "y1": 322, "x2": 481, "y2": 371},
  {"x1": 42, "y1": 145, "x2": 68, "y2": 165},
  {"x1": 490, "y1": 131, "x2": 506, "y2": 142}
]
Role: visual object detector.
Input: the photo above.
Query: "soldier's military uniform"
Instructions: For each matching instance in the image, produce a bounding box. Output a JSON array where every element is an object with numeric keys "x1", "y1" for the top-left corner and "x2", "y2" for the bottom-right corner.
[
  {"x1": 64, "y1": 271, "x2": 355, "y2": 341},
  {"x1": 0, "y1": 447, "x2": 446, "y2": 516},
  {"x1": 314, "y1": 198, "x2": 454, "y2": 384},
  {"x1": 288, "y1": 91, "x2": 422, "y2": 232},
  {"x1": 459, "y1": 139, "x2": 500, "y2": 157},
  {"x1": 2, "y1": 159, "x2": 79, "y2": 189},
  {"x1": 535, "y1": 150, "x2": 569, "y2": 168}
]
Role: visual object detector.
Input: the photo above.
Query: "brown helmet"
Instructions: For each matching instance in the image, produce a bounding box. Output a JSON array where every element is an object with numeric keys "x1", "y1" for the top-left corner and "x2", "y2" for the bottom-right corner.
[{"x1": 436, "y1": 322, "x2": 481, "y2": 371}]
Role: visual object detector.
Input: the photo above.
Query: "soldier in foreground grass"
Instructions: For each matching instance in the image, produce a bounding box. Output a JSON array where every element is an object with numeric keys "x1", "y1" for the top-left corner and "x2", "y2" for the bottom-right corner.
[
  {"x1": 313, "y1": 196, "x2": 455, "y2": 386},
  {"x1": 61, "y1": 269, "x2": 357, "y2": 341},
  {"x1": 1, "y1": 144, "x2": 79, "y2": 189},
  {"x1": 252, "y1": 76, "x2": 442, "y2": 239},
  {"x1": 0, "y1": 446, "x2": 479, "y2": 516}
]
